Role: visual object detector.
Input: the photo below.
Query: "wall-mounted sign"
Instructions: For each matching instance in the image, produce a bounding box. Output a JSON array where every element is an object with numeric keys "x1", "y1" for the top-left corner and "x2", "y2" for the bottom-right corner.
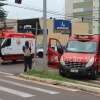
[{"x1": 54, "y1": 19, "x2": 71, "y2": 30}]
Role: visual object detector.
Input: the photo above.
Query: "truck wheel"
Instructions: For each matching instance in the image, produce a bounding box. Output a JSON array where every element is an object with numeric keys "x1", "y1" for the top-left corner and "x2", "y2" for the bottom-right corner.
[
  {"x1": 90, "y1": 70, "x2": 98, "y2": 80},
  {"x1": 59, "y1": 67, "x2": 65, "y2": 77},
  {"x1": 37, "y1": 52, "x2": 43, "y2": 58},
  {"x1": 12, "y1": 60, "x2": 16, "y2": 63}
]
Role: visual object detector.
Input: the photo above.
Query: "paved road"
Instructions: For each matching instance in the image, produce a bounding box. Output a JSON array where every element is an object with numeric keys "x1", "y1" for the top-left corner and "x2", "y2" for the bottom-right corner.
[
  {"x1": 0, "y1": 58, "x2": 47, "y2": 75},
  {"x1": 0, "y1": 72, "x2": 100, "y2": 100},
  {"x1": 0, "y1": 61, "x2": 24, "y2": 75}
]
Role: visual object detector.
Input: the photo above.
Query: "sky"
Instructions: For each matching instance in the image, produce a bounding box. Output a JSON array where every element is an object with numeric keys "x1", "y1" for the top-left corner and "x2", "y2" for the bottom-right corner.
[{"x1": 2, "y1": 0, "x2": 65, "y2": 19}]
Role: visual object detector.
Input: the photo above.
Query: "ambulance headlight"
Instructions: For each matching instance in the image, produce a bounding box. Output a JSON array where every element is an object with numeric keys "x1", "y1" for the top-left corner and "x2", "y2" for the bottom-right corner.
[
  {"x1": 60, "y1": 60, "x2": 65, "y2": 66},
  {"x1": 85, "y1": 57, "x2": 94, "y2": 68}
]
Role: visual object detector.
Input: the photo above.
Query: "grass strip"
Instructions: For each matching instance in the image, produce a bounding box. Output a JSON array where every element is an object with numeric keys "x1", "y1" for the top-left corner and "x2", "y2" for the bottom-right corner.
[
  {"x1": 25, "y1": 69, "x2": 75, "y2": 82},
  {"x1": 24, "y1": 69, "x2": 100, "y2": 88}
]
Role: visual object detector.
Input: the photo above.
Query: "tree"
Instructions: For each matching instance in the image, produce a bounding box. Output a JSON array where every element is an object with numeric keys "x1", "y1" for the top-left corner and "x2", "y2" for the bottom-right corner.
[
  {"x1": 0, "y1": 0, "x2": 7, "y2": 30},
  {"x1": 0, "y1": 0, "x2": 7, "y2": 20}
]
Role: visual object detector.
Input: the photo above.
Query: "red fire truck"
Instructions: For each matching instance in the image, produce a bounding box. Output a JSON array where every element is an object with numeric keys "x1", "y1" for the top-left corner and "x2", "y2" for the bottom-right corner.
[{"x1": 59, "y1": 34, "x2": 100, "y2": 79}]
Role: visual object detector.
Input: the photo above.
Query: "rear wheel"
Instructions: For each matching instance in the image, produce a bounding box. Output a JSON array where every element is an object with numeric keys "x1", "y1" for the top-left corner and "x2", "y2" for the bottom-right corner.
[
  {"x1": 37, "y1": 52, "x2": 43, "y2": 58},
  {"x1": 12, "y1": 60, "x2": 16, "y2": 63}
]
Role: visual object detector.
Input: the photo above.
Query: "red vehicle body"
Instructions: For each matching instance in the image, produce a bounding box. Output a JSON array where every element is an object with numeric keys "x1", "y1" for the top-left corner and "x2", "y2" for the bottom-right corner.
[
  {"x1": 48, "y1": 38, "x2": 63, "y2": 68},
  {"x1": 59, "y1": 34, "x2": 100, "y2": 79},
  {"x1": 0, "y1": 30, "x2": 63, "y2": 66}
]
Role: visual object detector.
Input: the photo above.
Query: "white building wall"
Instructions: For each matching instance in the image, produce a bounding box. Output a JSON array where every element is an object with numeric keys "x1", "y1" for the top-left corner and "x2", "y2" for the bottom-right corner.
[
  {"x1": 65, "y1": 0, "x2": 73, "y2": 20},
  {"x1": 93, "y1": 0, "x2": 99, "y2": 34}
]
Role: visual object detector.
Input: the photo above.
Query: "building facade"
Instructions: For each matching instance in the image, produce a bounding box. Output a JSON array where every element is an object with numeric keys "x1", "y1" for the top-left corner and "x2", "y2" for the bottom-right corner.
[
  {"x1": 65, "y1": 0, "x2": 73, "y2": 20},
  {"x1": 73, "y1": 0, "x2": 100, "y2": 34},
  {"x1": 0, "y1": 19, "x2": 17, "y2": 31}
]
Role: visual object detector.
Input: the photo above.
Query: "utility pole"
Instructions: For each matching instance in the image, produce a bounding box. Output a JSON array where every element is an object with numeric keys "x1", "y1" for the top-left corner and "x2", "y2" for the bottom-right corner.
[
  {"x1": 43, "y1": 0, "x2": 48, "y2": 71},
  {"x1": 34, "y1": 22, "x2": 38, "y2": 67}
]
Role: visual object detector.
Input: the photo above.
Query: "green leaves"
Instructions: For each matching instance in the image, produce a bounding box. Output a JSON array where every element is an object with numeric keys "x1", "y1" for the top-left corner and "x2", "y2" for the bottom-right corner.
[{"x1": 0, "y1": 0, "x2": 7, "y2": 20}]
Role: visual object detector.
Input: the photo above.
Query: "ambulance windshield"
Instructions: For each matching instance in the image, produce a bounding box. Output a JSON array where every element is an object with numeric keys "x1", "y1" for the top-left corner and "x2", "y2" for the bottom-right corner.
[{"x1": 66, "y1": 41, "x2": 97, "y2": 53}]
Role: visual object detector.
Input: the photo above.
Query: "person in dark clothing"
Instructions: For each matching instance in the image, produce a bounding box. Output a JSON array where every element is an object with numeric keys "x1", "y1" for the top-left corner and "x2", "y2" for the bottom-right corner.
[{"x1": 23, "y1": 41, "x2": 32, "y2": 72}]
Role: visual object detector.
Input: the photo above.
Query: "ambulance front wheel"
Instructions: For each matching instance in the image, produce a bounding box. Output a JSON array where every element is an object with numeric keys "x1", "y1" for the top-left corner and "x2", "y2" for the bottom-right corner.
[
  {"x1": 59, "y1": 67, "x2": 65, "y2": 77},
  {"x1": 37, "y1": 52, "x2": 43, "y2": 58}
]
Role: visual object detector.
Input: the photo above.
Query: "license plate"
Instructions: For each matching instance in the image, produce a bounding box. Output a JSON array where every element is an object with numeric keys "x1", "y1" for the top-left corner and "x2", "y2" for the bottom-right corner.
[{"x1": 70, "y1": 69, "x2": 78, "y2": 73}]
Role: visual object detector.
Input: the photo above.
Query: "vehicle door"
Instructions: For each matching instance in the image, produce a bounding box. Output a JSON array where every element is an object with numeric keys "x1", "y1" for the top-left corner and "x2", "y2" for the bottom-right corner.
[{"x1": 48, "y1": 38, "x2": 63, "y2": 68}]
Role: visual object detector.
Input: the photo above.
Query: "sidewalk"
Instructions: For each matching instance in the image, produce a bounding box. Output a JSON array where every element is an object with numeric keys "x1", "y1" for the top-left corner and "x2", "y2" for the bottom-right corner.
[{"x1": 19, "y1": 72, "x2": 100, "y2": 95}]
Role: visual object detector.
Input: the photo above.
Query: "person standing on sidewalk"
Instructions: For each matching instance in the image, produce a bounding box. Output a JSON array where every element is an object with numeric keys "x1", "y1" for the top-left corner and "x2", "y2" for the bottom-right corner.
[{"x1": 23, "y1": 41, "x2": 32, "y2": 72}]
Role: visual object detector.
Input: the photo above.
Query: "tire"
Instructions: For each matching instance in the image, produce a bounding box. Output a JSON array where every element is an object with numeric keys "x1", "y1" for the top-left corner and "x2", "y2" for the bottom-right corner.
[
  {"x1": 37, "y1": 52, "x2": 43, "y2": 58},
  {"x1": 59, "y1": 67, "x2": 65, "y2": 77},
  {"x1": 12, "y1": 60, "x2": 16, "y2": 63},
  {"x1": 90, "y1": 69, "x2": 98, "y2": 80}
]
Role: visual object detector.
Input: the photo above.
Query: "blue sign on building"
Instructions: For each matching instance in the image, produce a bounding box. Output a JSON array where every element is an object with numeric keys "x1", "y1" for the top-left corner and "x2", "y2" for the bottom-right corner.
[{"x1": 54, "y1": 19, "x2": 71, "y2": 30}]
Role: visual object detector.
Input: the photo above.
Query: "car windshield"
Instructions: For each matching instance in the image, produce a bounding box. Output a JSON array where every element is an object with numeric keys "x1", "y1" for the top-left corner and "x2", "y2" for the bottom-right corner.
[{"x1": 66, "y1": 41, "x2": 97, "y2": 53}]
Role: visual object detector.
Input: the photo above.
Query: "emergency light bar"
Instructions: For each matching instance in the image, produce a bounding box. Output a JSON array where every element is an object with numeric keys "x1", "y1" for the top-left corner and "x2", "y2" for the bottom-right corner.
[{"x1": 74, "y1": 34, "x2": 93, "y2": 41}]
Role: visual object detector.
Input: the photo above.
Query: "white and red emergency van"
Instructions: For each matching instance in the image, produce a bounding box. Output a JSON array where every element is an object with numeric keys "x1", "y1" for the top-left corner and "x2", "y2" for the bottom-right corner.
[
  {"x1": 0, "y1": 30, "x2": 64, "y2": 68},
  {"x1": 0, "y1": 31, "x2": 35, "y2": 62}
]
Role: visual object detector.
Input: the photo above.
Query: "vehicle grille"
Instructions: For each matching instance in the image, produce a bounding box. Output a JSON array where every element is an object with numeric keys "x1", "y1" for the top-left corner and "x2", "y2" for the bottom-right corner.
[{"x1": 65, "y1": 62, "x2": 85, "y2": 68}]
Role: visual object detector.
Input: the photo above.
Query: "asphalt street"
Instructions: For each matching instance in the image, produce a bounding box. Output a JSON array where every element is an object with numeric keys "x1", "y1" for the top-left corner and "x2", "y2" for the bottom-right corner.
[
  {"x1": 0, "y1": 58, "x2": 46, "y2": 75},
  {"x1": 0, "y1": 60, "x2": 100, "y2": 100},
  {"x1": 0, "y1": 71, "x2": 100, "y2": 100}
]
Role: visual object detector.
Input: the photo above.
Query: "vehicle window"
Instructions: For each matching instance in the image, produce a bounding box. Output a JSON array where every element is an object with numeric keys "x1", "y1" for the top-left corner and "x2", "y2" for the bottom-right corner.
[
  {"x1": 66, "y1": 41, "x2": 97, "y2": 53},
  {"x1": 50, "y1": 39, "x2": 63, "y2": 53},
  {"x1": 50, "y1": 40, "x2": 57, "y2": 51},
  {"x1": 2, "y1": 39, "x2": 11, "y2": 47},
  {"x1": 56, "y1": 41, "x2": 62, "y2": 50},
  {"x1": 56, "y1": 41, "x2": 63, "y2": 54}
]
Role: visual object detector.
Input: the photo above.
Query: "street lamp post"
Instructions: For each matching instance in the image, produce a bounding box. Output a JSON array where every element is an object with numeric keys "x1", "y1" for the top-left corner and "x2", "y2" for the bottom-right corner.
[{"x1": 43, "y1": 0, "x2": 48, "y2": 71}]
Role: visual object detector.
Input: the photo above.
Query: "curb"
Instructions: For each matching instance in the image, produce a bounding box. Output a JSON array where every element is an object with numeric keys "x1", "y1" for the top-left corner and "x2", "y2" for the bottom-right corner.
[{"x1": 19, "y1": 74, "x2": 100, "y2": 94}]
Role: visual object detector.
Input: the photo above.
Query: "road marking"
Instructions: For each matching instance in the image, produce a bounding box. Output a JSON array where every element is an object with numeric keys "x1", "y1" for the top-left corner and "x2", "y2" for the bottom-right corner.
[
  {"x1": 31, "y1": 81, "x2": 80, "y2": 92},
  {"x1": 6, "y1": 75, "x2": 79, "y2": 92},
  {"x1": 0, "y1": 71, "x2": 14, "y2": 76},
  {"x1": 0, "y1": 86, "x2": 34, "y2": 98},
  {"x1": 0, "y1": 71, "x2": 79, "y2": 92},
  {"x1": 0, "y1": 79, "x2": 59, "y2": 95}
]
